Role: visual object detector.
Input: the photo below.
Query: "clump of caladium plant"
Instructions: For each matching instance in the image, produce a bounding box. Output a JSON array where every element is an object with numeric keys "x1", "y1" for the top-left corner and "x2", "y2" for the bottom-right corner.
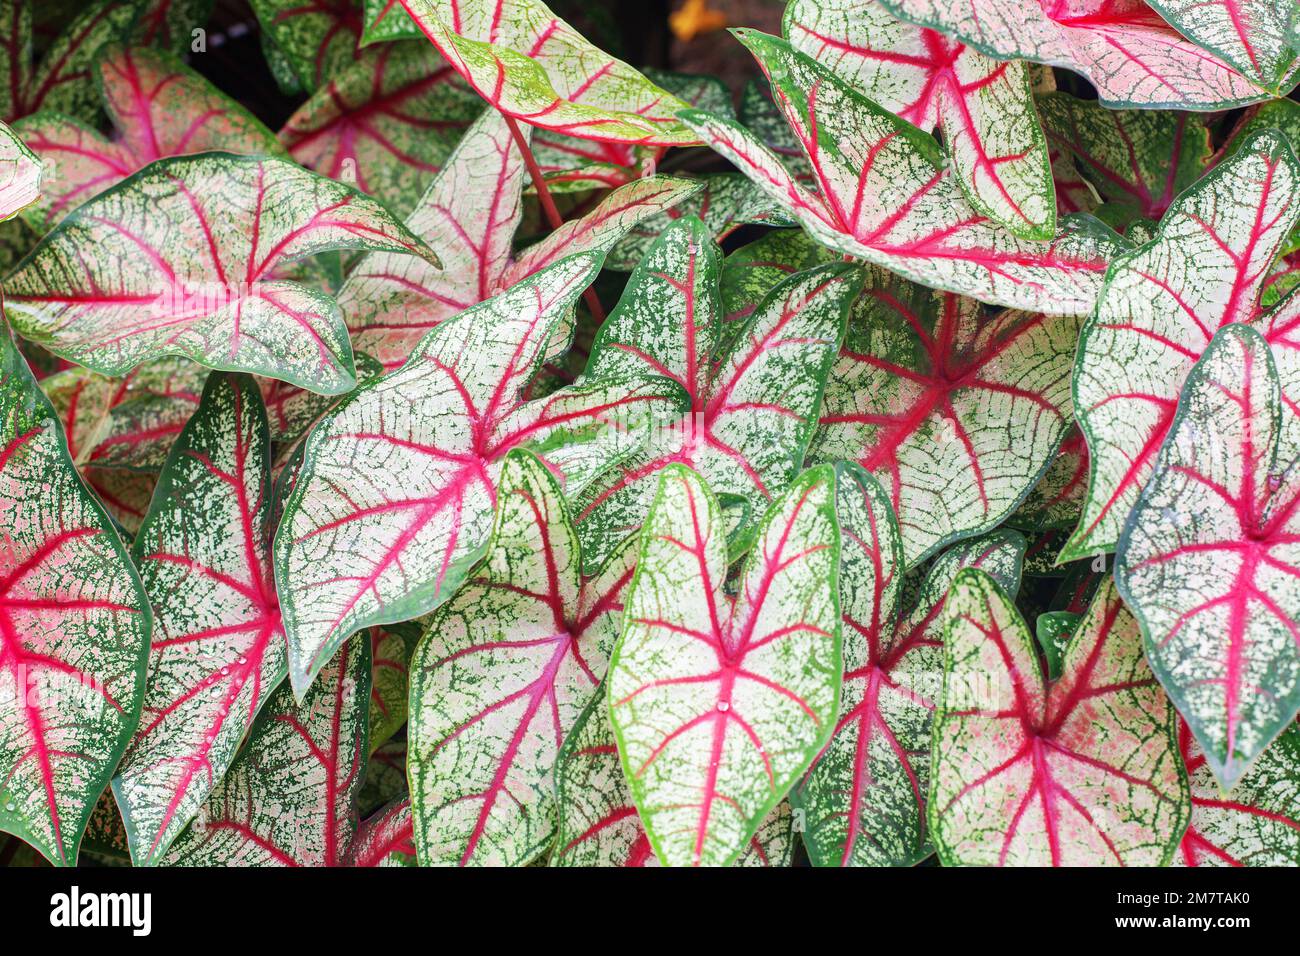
[{"x1": 1, "y1": 0, "x2": 1299, "y2": 871}]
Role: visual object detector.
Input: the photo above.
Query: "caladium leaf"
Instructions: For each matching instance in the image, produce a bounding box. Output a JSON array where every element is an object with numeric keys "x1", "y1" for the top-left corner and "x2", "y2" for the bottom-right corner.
[
  {"x1": 793, "y1": 462, "x2": 1026, "y2": 867},
  {"x1": 111, "y1": 374, "x2": 288, "y2": 867},
  {"x1": 553, "y1": 689, "x2": 795, "y2": 867},
  {"x1": 1116, "y1": 323, "x2": 1300, "y2": 788},
  {"x1": 928, "y1": 572, "x2": 1188, "y2": 865},
  {"x1": 0, "y1": 322, "x2": 150, "y2": 866},
  {"x1": 359, "y1": 740, "x2": 407, "y2": 816},
  {"x1": 1036, "y1": 91, "x2": 1210, "y2": 231},
  {"x1": 248, "y1": 0, "x2": 364, "y2": 91},
  {"x1": 1068, "y1": 129, "x2": 1300, "y2": 561},
  {"x1": 1176, "y1": 721, "x2": 1300, "y2": 866},
  {"x1": 719, "y1": 227, "x2": 840, "y2": 327},
  {"x1": 276, "y1": 253, "x2": 675, "y2": 697},
  {"x1": 879, "y1": 0, "x2": 1283, "y2": 107},
  {"x1": 575, "y1": 218, "x2": 860, "y2": 570},
  {"x1": 737, "y1": 80, "x2": 815, "y2": 188},
  {"x1": 162, "y1": 638, "x2": 369, "y2": 866},
  {"x1": 1010, "y1": 426, "x2": 1088, "y2": 533},
  {"x1": 1146, "y1": 0, "x2": 1299, "y2": 94},
  {"x1": 338, "y1": 109, "x2": 701, "y2": 371},
  {"x1": 4, "y1": 152, "x2": 437, "y2": 396},
  {"x1": 786, "y1": 0, "x2": 1055, "y2": 239},
  {"x1": 131, "y1": 0, "x2": 215, "y2": 53},
  {"x1": 811, "y1": 267, "x2": 1078, "y2": 566},
  {"x1": 607, "y1": 465, "x2": 841, "y2": 867},
  {"x1": 85, "y1": 467, "x2": 156, "y2": 537},
  {"x1": 347, "y1": 797, "x2": 416, "y2": 866},
  {"x1": 407, "y1": 449, "x2": 636, "y2": 866},
  {"x1": 15, "y1": 43, "x2": 282, "y2": 231},
  {"x1": 367, "y1": 622, "x2": 419, "y2": 752},
  {"x1": 1035, "y1": 610, "x2": 1080, "y2": 681},
  {"x1": 683, "y1": 31, "x2": 1118, "y2": 315},
  {"x1": 362, "y1": 0, "x2": 420, "y2": 44},
  {"x1": 393, "y1": 0, "x2": 699, "y2": 146},
  {"x1": 0, "y1": 119, "x2": 38, "y2": 222},
  {"x1": 278, "y1": 40, "x2": 482, "y2": 219}
]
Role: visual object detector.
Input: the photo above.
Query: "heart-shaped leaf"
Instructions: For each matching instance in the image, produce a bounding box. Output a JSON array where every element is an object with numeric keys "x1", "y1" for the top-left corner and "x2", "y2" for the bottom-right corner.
[
  {"x1": 15, "y1": 43, "x2": 282, "y2": 230},
  {"x1": 162, "y1": 638, "x2": 369, "y2": 866},
  {"x1": 607, "y1": 464, "x2": 841, "y2": 867},
  {"x1": 0, "y1": 119, "x2": 38, "y2": 222},
  {"x1": 1068, "y1": 129, "x2": 1300, "y2": 561},
  {"x1": 1146, "y1": 0, "x2": 1299, "y2": 93},
  {"x1": 407, "y1": 449, "x2": 636, "y2": 866},
  {"x1": 112, "y1": 373, "x2": 288, "y2": 867},
  {"x1": 792, "y1": 462, "x2": 1026, "y2": 866},
  {"x1": 929, "y1": 571, "x2": 1188, "y2": 865},
  {"x1": 0, "y1": 323, "x2": 150, "y2": 866},
  {"x1": 878, "y1": 0, "x2": 1284, "y2": 107},
  {"x1": 786, "y1": 0, "x2": 1055, "y2": 239},
  {"x1": 576, "y1": 217, "x2": 859, "y2": 569},
  {"x1": 276, "y1": 253, "x2": 676, "y2": 697},
  {"x1": 249, "y1": 0, "x2": 364, "y2": 91},
  {"x1": 810, "y1": 267, "x2": 1078, "y2": 565},
  {"x1": 278, "y1": 40, "x2": 483, "y2": 219},
  {"x1": 1176, "y1": 720, "x2": 1300, "y2": 866},
  {"x1": 683, "y1": 31, "x2": 1118, "y2": 315},
  {"x1": 1116, "y1": 323, "x2": 1300, "y2": 788},
  {"x1": 4, "y1": 152, "x2": 436, "y2": 396}
]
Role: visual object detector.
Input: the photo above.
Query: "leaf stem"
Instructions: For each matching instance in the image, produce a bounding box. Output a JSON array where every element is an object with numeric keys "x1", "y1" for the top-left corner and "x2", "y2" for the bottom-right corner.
[{"x1": 502, "y1": 113, "x2": 608, "y2": 325}]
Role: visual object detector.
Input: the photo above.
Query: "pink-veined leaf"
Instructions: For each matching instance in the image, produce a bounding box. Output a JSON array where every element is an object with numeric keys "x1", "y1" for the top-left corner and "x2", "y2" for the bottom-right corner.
[
  {"x1": 14, "y1": 43, "x2": 282, "y2": 230},
  {"x1": 1066, "y1": 129, "x2": 1300, "y2": 561},
  {"x1": 879, "y1": 0, "x2": 1283, "y2": 107},
  {"x1": 358, "y1": 739, "x2": 406, "y2": 816},
  {"x1": 248, "y1": 0, "x2": 364, "y2": 91},
  {"x1": 347, "y1": 797, "x2": 416, "y2": 866},
  {"x1": 258, "y1": 351, "x2": 383, "y2": 453},
  {"x1": 574, "y1": 217, "x2": 860, "y2": 570},
  {"x1": 0, "y1": 321, "x2": 150, "y2": 866},
  {"x1": 552, "y1": 689, "x2": 795, "y2": 867},
  {"x1": 1010, "y1": 425, "x2": 1089, "y2": 533},
  {"x1": 112, "y1": 373, "x2": 288, "y2": 867},
  {"x1": 85, "y1": 467, "x2": 156, "y2": 537},
  {"x1": 393, "y1": 0, "x2": 699, "y2": 146},
  {"x1": 737, "y1": 79, "x2": 815, "y2": 188},
  {"x1": 278, "y1": 40, "x2": 482, "y2": 219},
  {"x1": 1116, "y1": 323, "x2": 1300, "y2": 788},
  {"x1": 362, "y1": 0, "x2": 420, "y2": 44},
  {"x1": 1176, "y1": 720, "x2": 1300, "y2": 866},
  {"x1": 40, "y1": 356, "x2": 205, "y2": 471},
  {"x1": 407, "y1": 449, "x2": 636, "y2": 866},
  {"x1": 4, "y1": 152, "x2": 437, "y2": 396},
  {"x1": 367, "y1": 621, "x2": 419, "y2": 752},
  {"x1": 682, "y1": 31, "x2": 1119, "y2": 315},
  {"x1": 928, "y1": 572, "x2": 1188, "y2": 865},
  {"x1": 275, "y1": 253, "x2": 677, "y2": 697},
  {"x1": 0, "y1": 119, "x2": 38, "y2": 222},
  {"x1": 1146, "y1": 0, "x2": 1299, "y2": 93},
  {"x1": 337, "y1": 109, "x2": 701, "y2": 371},
  {"x1": 131, "y1": 0, "x2": 215, "y2": 53},
  {"x1": 810, "y1": 266, "x2": 1079, "y2": 565},
  {"x1": 607, "y1": 465, "x2": 841, "y2": 867},
  {"x1": 161, "y1": 638, "x2": 368, "y2": 866},
  {"x1": 786, "y1": 0, "x2": 1055, "y2": 239},
  {"x1": 718, "y1": 227, "x2": 840, "y2": 327},
  {"x1": 792, "y1": 462, "x2": 1026, "y2": 867},
  {"x1": 1036, "y1": 91, "x2": 1210, "y2": 231}
]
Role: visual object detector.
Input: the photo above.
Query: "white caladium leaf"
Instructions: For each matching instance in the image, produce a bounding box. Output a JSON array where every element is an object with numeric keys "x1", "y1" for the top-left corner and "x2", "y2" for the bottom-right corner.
[
  {"x1": 408, "y1": 450, "x2": 636, "y2": 866},
  {"x1": 277, "y1": 253, "x2": 675, "y2": 697},
  {"x1": 929, "y1": 572, "x2": 1188, "y2": 865},
  {"x1": 811, "y1": 267, "x2": 1078, "y2": 566},
  {"x1": 15, "y1": 43, "x2": 282, "y2": 230},
  {"x1": 879, "y1": 0, "x2": 1283, "y2": 107},
  {"x1": 575, "y1": 218, "x2": 859, "y2": 570},
  {"x1": 4, "y1": 152, "x2": 436, "y2": 396},
  {"x1": 553, "y1": 690, "x2": 795, "y2": 867},
  {"x1": 0, "y1": 323, "x2": 150, "y2": 866},
  {"x1": 394, "y1": 0, "x2": 699, "y2": 146},
  {"x1": 0, "y1": 119, "x2": 38, "y2": 222},
  {"x1": 1116, "y1": 323, "x2": 1300, "y2": 789},
  {"x1": 683, "y1": 31, "x2": 1118, "y2": 315},
  {"x1": 347, "y1": 797, "x2": 416, "y2": 867},
  {"x1": 41, "y1": 357, "x2": 205, "y2": 473},
  {"x1": 793, "y1": 462, "x2": 1026, "y2": 867},
  {"x1": 1036, "y1": 92, "x2": 1210, "y2": 231},
  {"x1": 1147, "y1": 0, "x2": 1299, "y2": 94},
  {"x1": 608, "y1": 465, "x2": 841, "y2": 867},
  {"x1": 162, "y1": 638, "x2": 369, "y2": 866},
  {"x1": 112, "y1": 374, "x2": 288, "y2": 867},
  {"x1": 278, "y1": 40, "x2": 482, "y2": 219},
  {"x1": 786, "y1": 0, "x2": 1055, "y2": 239},
  {"x1": 1068, "y1": 130, "x2": 1300, "y2": 561},
  {"x1": 248, "y1": 0, "x2": 364, "y2": 91},
  {"x1": 1176, "y1": 721, "x2": 1300, "y2": 866},
  {"x1": 367, "y1": 622, "x2": 420, "y2": 752},
  {"x1": 338, "y1": 109, "x2": 700, "y2": 371}
]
